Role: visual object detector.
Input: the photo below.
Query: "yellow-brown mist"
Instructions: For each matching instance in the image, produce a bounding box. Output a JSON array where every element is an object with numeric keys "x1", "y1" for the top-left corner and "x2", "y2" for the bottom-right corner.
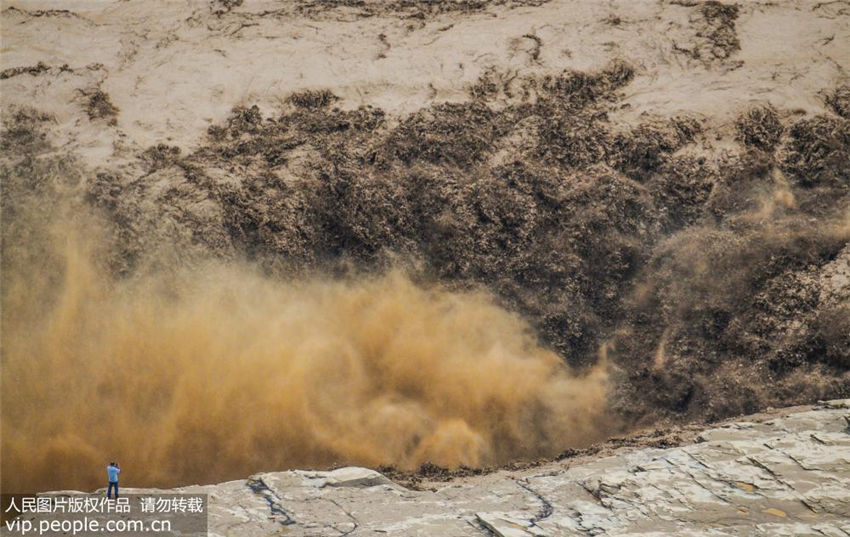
[{"x1": 1, "y1": 228, "x2": 608, "y2": 494}]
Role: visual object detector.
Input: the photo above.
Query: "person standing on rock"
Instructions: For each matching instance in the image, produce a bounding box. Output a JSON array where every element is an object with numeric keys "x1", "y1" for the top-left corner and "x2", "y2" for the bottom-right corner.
[{"x1": 107, "y1": 462, "x2": 121, "y2": 499}]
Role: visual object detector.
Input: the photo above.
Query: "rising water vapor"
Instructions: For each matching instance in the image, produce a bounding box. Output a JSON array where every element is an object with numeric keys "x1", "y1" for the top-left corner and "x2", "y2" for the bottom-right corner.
[{"x1": 1, "y1": 216, "x2": 608, "y2": 494}]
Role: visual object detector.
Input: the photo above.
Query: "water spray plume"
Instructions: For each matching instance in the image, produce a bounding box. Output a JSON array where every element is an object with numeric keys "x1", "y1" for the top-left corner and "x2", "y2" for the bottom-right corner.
[{"x1": 1, "y1": 223, "x2": 609, "y2": 493}]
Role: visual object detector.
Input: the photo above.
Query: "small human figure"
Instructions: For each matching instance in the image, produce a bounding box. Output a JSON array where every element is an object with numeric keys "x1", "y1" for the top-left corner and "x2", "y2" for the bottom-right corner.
[{"x1": 106, "y1": 462, "x2": 121, "y2": 499}]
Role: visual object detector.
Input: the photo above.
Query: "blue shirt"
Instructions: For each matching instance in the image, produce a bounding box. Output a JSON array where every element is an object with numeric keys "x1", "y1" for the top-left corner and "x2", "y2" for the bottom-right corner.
[{"x1": 107, "y1": 465, "x2": 121, "y2": 483}]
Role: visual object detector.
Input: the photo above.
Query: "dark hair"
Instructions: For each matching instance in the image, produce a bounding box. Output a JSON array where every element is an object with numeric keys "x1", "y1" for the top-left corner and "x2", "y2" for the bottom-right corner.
[{"x1": 110, "y1": 461, "x2": 115, "y2": 466}]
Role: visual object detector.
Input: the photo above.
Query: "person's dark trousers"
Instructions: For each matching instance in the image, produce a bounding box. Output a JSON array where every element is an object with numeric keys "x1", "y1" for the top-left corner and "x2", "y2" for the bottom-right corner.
[{"x1": 107, "y1": 481, "x2": 118, "y2": 499}]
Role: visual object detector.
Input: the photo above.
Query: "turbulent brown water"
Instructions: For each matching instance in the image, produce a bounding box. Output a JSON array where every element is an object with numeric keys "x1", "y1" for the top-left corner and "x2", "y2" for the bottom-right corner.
[{"x1": 2, "y1": 59, "x2": 849, "y2": 493}]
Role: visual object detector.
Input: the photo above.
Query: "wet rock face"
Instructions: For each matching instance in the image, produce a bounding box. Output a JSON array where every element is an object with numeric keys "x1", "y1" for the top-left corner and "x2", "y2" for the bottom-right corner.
[
  {"x1": 23, "y1": 401, "x2": 850, "y2": 536},
  {"x1": 184, "y1": 401, "x2": 850, "y2": 536}
]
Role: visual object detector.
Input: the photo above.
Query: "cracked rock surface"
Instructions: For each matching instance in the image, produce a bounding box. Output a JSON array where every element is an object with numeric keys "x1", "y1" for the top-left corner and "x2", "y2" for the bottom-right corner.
[{"x1": 22, "y1": 401, "x2": 848, "y2": 536}]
